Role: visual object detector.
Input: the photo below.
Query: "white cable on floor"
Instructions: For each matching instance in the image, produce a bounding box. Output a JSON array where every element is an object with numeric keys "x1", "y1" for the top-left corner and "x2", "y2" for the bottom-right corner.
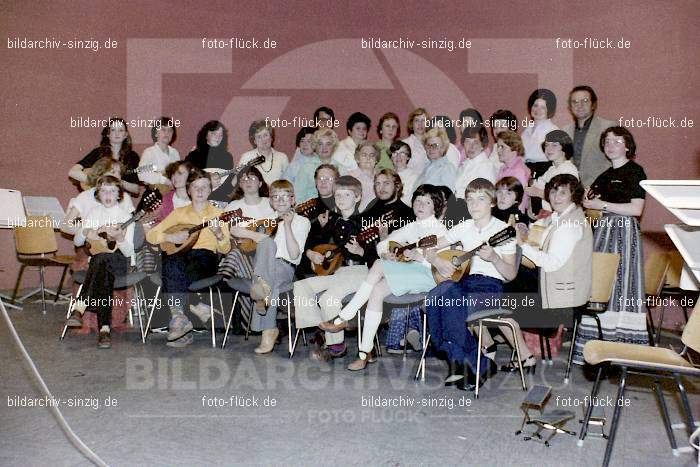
[
  {"x1": 0, "y1": 299, "x2": 109, "y2": 467},
  {"x1": 690, "y1": 425, "x2": 700, "y2": 466}
]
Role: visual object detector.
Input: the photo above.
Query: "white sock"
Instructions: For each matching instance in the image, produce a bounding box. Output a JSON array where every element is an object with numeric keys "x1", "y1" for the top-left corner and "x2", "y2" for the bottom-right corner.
[
  {"x1": 359, "y1": 308, "x2": 382, "y2": 354},
  {"x1": 337, "y1": 282, "x2": 373, "y2": 322},
  {"x1": 99, "y1": 325, "x2": 110, "y2": 333}
]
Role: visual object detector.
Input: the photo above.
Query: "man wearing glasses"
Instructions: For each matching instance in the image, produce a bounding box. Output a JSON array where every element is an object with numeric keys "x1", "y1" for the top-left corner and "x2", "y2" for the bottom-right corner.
[{"x1": 564, "y1": 85, "x2": 614, "y2": 187}]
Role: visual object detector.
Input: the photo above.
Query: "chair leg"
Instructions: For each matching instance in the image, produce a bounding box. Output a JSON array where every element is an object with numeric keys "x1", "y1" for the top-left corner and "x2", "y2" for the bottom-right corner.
[
  {"x1": 209, "y1": 287, "x2": 216, "y2": 348},
  {"x1": 11, "y1": 264, "x2": 26, "y2": 304},
  {"x1": 60, "y1": 283, "x2": 83, "y2": 340},
  {"x1": 656, "y1": 306, "x2": 666, "y2": 345},
  {"x1": 143, "y1": 285, "x2": 161, "y2": 344},
  {"x1": 564, "y1": 315, "x2": 580, "y2": 383},
  {"x1": 675, "y1": 373, "x2": 697, "y2": 438},
  {"x1": 39, "y1": 266, "x2": 47, "y2": 314},
  {"x1": 646, "y1": 312, "x2": 657, "y2": 347},
  {"x1": 357, "y1": 313, "x2": 362, "y2": 351},
  {"x1": 502, "y1": 320, "x2": 527, "y2": 391},
  {"x1": 287, "y1": 297, "x2": 293, "y2": 357},
  {"x1": 135, "y1": 285, "x2": 144, "y2": 340},
  {"x1": 544, "y1": 335, "x2": 552, "y2": 365},
  {"x1": 222, "y1": 291, "x2": 239, "y2": 349},
  {"x1": 375, "y1": 334, "x2": 382, "y2": 357},
  {"x1": 579, "y1": 366, "x2": 604, "y2": 445},
  {"x1": 653, "y1": 381, "x2": 678, "y2": 452},
  {"x1": 290, "y1": 329, "x2": 300, "y2": 359},
  {"x1": 415, "y1": 311, "x2": 428, "y2": 381},
  {"x1": 539, "y1": 334, "x2": 546, "y2": 365},
  {"x1": 476, "y1": 321, "x2": 484, "y2": 399},
  {"x1": 402, "y1": 306, "x2": 410, "y2": 361},
  {"x1": 55, "y1": 266, "x2": 69, "y2": 302},
  {"x1": 302, "y1": 329, "x2": 307, "y2": 346},
  {"x1": 602, "y1": 367, "x2": 627, "y2": 467},
  {"x1": 593, "y1": 314, "x2": 603, "y2": 340}
]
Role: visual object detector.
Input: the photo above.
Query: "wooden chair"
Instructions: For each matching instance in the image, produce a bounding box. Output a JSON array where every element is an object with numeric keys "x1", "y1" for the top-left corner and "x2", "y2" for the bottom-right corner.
[
  {"x1": 644, "y1": 252, "x2": 672, "y2": 345},
  {"x1": 11, "y1": 216, "x2": 74, "y2": 313},
  {"x1": 579, "y1": 301, "x2": 700, "y2": 466},
  {"x1": 563, "y1": 252, "x2": 620, "y2": 383}
]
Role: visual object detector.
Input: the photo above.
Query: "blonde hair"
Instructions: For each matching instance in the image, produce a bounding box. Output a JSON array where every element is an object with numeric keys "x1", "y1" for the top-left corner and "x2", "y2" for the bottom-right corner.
[{"x1": 423, "y1": 128, "x2": 450, "y2": 157}]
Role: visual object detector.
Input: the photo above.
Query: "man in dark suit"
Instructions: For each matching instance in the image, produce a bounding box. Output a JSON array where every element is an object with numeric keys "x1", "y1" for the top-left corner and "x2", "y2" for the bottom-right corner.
[{"x1": 564, "y1": 85, "x2": 614, "y2": 187}]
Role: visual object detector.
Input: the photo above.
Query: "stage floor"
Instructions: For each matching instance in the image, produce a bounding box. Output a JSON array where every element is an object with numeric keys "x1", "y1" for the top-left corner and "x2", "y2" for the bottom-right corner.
[{"x1": 2, "y1": 300, "x2": 698, "y2": 466}]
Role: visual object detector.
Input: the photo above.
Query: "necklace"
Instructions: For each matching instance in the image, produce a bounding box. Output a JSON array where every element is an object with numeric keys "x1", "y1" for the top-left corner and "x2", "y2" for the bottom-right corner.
[{"x1": 258, "y1": 151, "x2": 274, "y2": 173}]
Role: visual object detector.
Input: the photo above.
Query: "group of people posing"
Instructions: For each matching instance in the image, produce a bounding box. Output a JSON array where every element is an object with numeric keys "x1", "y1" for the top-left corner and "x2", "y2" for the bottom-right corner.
[{"x1": 62, "y1": 84, "x2": 648, "y2": 391}]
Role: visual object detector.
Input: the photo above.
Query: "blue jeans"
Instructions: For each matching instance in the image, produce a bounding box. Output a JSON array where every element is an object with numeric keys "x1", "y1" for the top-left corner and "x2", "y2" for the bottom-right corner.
[
  {"x1": 162, "y1": 249, "x2": 219, "y2": 311},
  {"x1": 426, "y1": 274, "x2": 503, "y2": 375}
]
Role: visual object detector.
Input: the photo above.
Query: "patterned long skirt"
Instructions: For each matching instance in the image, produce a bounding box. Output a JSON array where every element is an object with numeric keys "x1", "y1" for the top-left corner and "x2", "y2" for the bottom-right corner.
[
  {"x1": 572, "y1": 214, "x2": 647, "y2": 365},
  {"x1": 217, "y1": 247, "x2": 255, "y2": 332}
]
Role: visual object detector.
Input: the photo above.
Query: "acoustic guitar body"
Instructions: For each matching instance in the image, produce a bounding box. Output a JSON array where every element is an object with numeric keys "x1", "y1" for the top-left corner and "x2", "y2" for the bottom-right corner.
[
  {"x1": 431, "y1": 250, "x2": 470, "y2": 284},
  {"x1": 311, "y1": 244, "x2": 343, "y2": 276},
  {"x1": 88, "y1": 236, "x2": 117, "y2": 256},
  {"x1": 161, "y1": 224, "x2": 200, "y2": 255}
]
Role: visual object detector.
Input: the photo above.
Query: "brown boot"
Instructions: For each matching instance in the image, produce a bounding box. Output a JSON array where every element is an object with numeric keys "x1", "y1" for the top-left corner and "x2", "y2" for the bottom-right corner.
[{"x1": 254, "y1": 328, "x2": 279, "y2": 354}]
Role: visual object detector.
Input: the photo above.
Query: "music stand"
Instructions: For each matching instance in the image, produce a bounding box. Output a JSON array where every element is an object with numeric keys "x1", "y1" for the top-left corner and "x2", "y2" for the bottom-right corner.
[{"x1": 640, "y1": 180, "x2": 700, "y2": 285}]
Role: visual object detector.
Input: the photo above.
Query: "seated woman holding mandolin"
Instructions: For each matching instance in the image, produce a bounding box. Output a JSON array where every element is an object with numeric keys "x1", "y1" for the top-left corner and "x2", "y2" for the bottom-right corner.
[
  {"x1": 425, "y1": 179, "x2": 517, "y2": 391},
  {"x1": 215, "y1": 166, "x2": 275, "y2": 331},
  {"x1": 319, "y1": 184, "x2": 448, "y2": 371},
  {"x1": 67, "y1": 176, "x2": 136, "y2": 349},
  {"x1": 504, "y1": 174, "x2": 593, "y2": 370},
  {"x1": 146, "y1": 169, "x2": 231, "y2": 348}
]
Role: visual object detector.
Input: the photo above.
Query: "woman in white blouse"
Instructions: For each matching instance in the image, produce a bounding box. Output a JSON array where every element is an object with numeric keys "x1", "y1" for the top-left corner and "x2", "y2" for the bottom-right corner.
[
  {"x1": 521, "y1": 89, "x2": 559, "y2": 178},
  {"x1": 139, "y1": 116, "x2": 180, "y2": 186},
  {"x1": 525, "y1": 130, "x2": 579, "y2": 214},
  {"x1": 402, "y1": 108, "x2": 430, "y2": 174},
  {"x1": 238, "y1": 120, "x2": 289, "y2": 186},
  {"x1": 500, "y1": 174, "x2": 593, "y2": 372}
]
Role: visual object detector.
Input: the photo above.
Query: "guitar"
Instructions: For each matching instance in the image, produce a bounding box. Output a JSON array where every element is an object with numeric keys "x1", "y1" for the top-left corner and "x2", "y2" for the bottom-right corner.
[
  {"x1": 81, "y1": 164, "x2": 158, "y2": 191},
  {"x1": 311, "y1": 212, "x2": 395, "y2": 276},
  {"x1": 204, "y1": 155, "x2": 265, "y2": 188},
  {"x1": 87, "y1": 190, "x2": 163, "y2": 255},
  {"x1": 161, "y1": 209, "x2": 244, "y2": 256},
  {"x1": 431, "y1": 226, "x2": 516, "y2": 284},
  {"x1": 388, "y1": 235, "x2": 438, "y2": 262},
  {"x1": 235, "y1": 200, "x2": 322, "y2": 253}
]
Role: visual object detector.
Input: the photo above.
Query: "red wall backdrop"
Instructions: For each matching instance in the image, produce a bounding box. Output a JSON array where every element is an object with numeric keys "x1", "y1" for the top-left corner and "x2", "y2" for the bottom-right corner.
[{"x1": 1, "y1": 0, "x2": 698, "y2": 290}]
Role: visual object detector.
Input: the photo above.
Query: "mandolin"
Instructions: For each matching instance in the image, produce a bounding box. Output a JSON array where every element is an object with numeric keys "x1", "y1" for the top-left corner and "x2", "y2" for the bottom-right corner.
[
  {"x1": 235, "y1": 200, "x2": 321, "y2": 253},
  {"x1": 204, "y1": 155, "x2": 265, "y2": 187},
  {"x1": 88, "y1": 190, "x2": 162, "y2": 255},
  {"x1": 161, "y1": 209, "x2": 244, "y2": 256},
  {"x1": 388, "y1": 235, "x2": 438, "y2": 262},
  {"x1": 311, "y1": 212, "x2": 395, "y2": 276},
  {"x1": 520, "y1": 224, "x2": 548, "y2": 269},
  {"x1": 80, "y1": 164, "x2": 157, "y2": 191},
  {"x1": 431, "y1": 226, "x2": 516, "y2": 284}
]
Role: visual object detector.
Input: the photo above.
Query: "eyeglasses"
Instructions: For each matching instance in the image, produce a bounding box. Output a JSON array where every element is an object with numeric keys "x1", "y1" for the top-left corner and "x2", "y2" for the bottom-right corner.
[
  {"x1": 240, "y1": 176, "x2": 259, "y2": 182},
  {"x1": 426, "y1": 143, "x2": 442, "y2": 150},
  {"x1": 271, "y1": 194, "x2": 292, "y2": 201},
  {"x1": 391, "y1": 151, "x2": 410, "y2": 157},
  {"x1": 603, "y1": 138, "x2": 625, "y2": 146},
  {"x1": 358, "y1": 153, "x2": 376, "y2": 160},
  {"x1": 317, "y1": 176, "x2": 335, "y2": 182},
  {"x1": 570, "y1": 98, "x2": 590, "y2": 105}
]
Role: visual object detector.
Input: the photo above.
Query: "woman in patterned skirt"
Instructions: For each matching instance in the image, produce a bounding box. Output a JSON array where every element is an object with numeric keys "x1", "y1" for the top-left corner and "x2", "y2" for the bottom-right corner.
[{"x1": 573, "y1": 126, "x2": 647, "y2": 364}]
